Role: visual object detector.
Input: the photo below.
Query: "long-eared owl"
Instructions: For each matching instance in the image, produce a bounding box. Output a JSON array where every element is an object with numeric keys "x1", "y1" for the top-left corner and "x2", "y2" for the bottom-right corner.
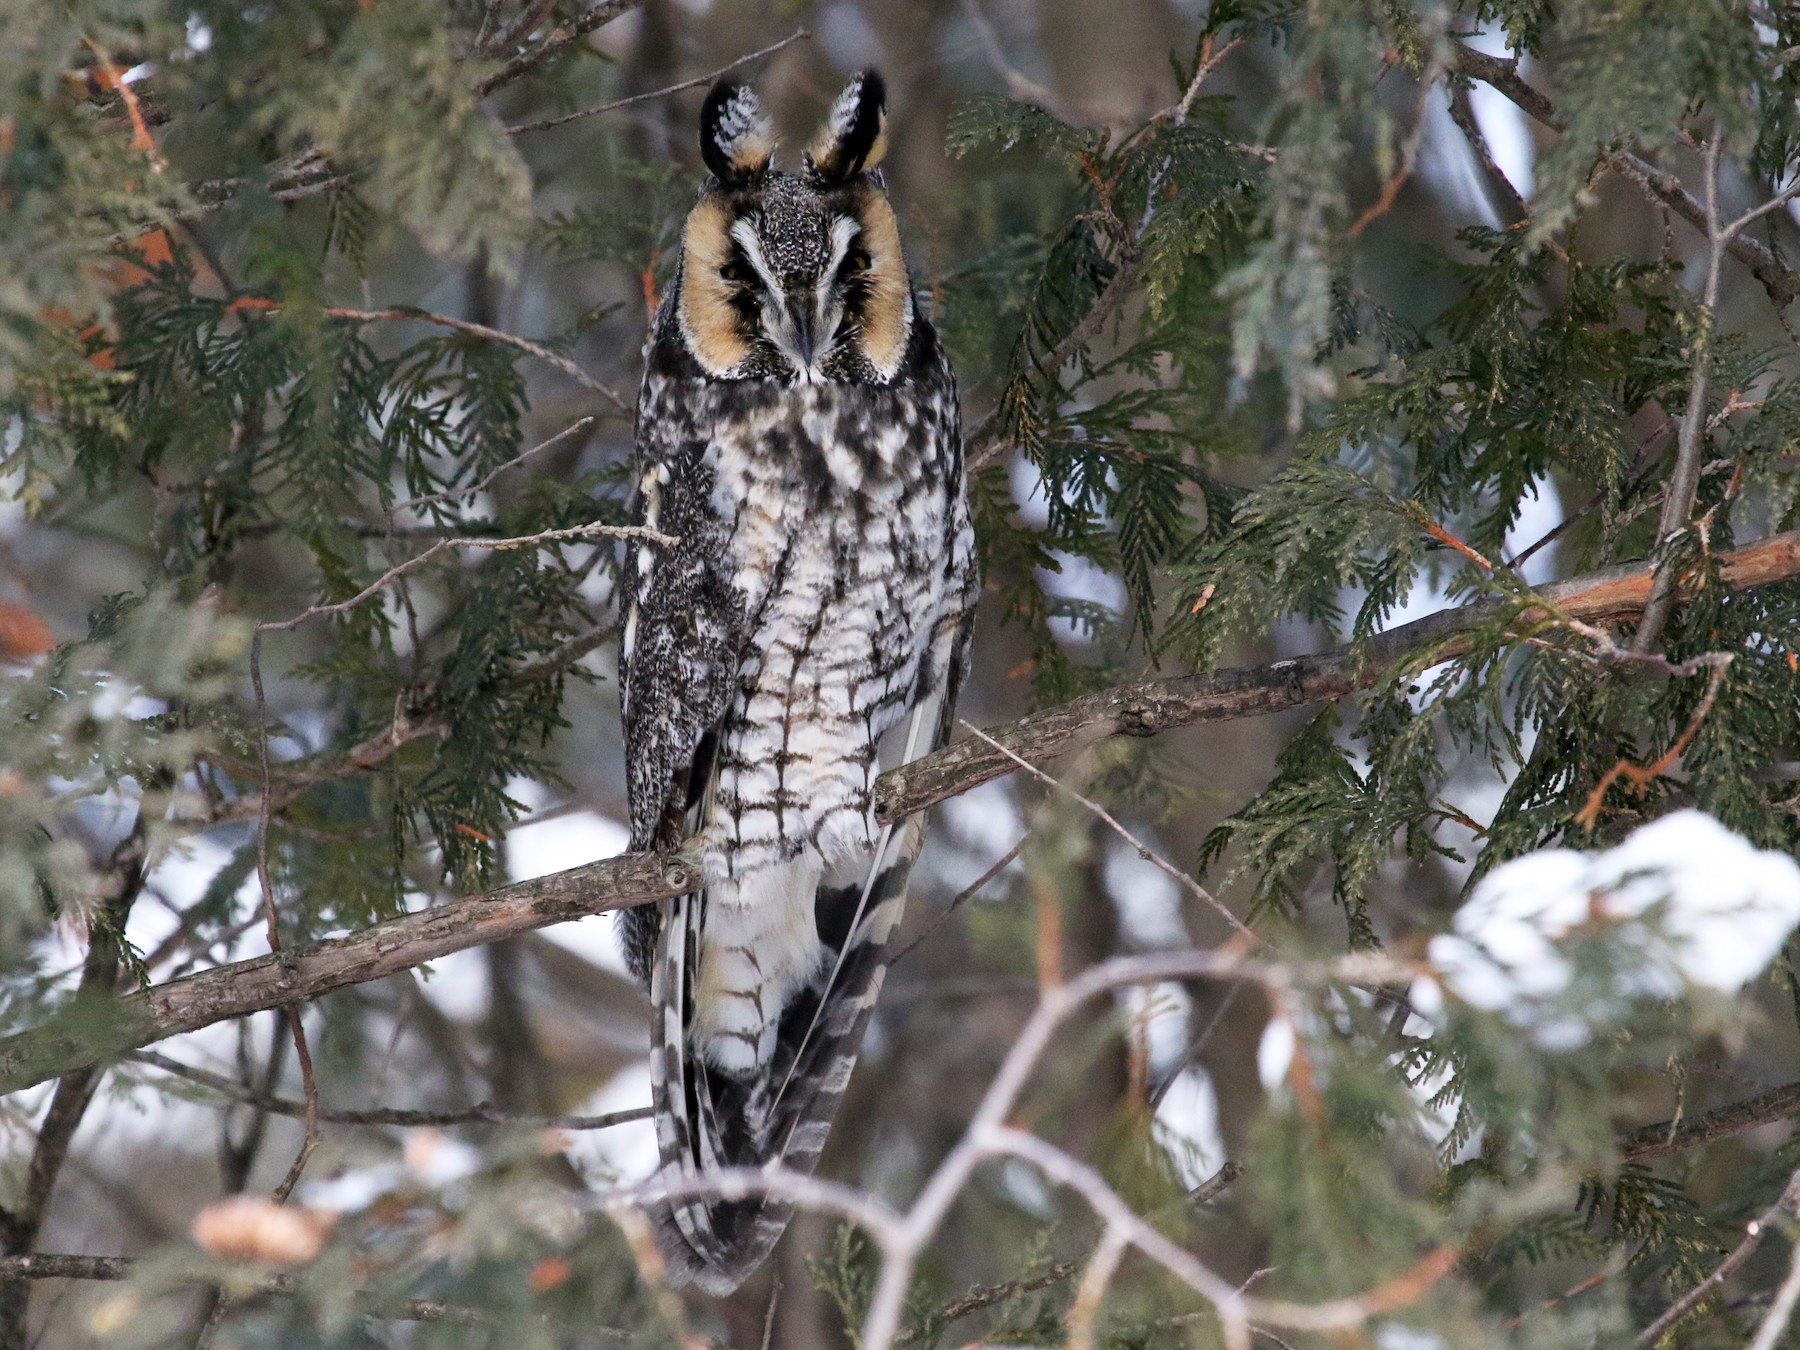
[{"x1": 617, "y1": 70, "x2": 978, "y2": 1293}]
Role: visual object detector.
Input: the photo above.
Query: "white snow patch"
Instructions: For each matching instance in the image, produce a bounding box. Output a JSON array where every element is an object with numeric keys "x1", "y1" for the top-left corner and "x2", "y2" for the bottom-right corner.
[
  {"x1": 1257, "y1": 1016, "x2": 1296, "y2": 1089},
  {"x1": 1153, "y1": 1066, "x2": 1226, "y2": 1189},
  {"x1": 505, "y1": 809, "x2": 629, "y2": 883},
  {"x1": 1429, "y1": 811, "x2": 1800, "y2": 1047}
]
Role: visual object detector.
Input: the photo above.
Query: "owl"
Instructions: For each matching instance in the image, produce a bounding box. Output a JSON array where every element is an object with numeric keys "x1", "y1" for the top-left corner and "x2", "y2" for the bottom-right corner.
[{"x1": 617, "y1": 70, "x2": 978, "y2": 1294}]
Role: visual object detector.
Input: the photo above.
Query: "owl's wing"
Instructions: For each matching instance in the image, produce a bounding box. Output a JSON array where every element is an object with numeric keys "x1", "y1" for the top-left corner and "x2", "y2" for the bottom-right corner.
[{"x1": 617, "y1": 430, "x2": 744, "y2": 983}]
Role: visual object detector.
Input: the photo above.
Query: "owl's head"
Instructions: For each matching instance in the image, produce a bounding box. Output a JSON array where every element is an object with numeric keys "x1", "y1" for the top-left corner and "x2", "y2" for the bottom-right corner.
[{"x1": 672, "y1": 70, "x2": 913, "y2": 386}]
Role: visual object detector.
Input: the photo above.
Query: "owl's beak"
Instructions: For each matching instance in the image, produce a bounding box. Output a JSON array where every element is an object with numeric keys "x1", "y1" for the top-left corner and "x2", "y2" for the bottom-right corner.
[{"x1": 785, "y1": 286, "x2": 819, "y2": 366}]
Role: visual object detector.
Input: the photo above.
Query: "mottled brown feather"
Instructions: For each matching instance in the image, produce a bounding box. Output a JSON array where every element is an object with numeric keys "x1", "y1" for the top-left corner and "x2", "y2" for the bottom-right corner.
[
  {"x1": 849, "y1": 184, "x2": 909, "y2": 378},
  {"x1": 677, "y1": 195, "x2": 750, "y2": 376}
]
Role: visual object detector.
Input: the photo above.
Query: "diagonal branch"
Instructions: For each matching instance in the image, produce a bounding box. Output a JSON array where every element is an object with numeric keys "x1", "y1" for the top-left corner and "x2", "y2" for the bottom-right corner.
[
  {"x1": 4, "y1": 529, "x2": 1800, "y2": 1096},
  {"x1": 506, "y1": 29, "x2": 811, "y2": 135},
  {"x1": 874, "y1": 526, "x2": 1800, "y2": 823},
  {"x1": 472, "y1": 0, "x2": 642, "y2": 98},
  {"x1": 1448, "y1": 40, "x2": 1800, "y2": 310}
]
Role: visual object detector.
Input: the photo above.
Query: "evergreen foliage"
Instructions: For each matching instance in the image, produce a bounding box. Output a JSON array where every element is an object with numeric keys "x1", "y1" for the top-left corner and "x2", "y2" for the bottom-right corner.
[{"x1": 8, "y1": 2, "x2": 1800, "y2": 1348}]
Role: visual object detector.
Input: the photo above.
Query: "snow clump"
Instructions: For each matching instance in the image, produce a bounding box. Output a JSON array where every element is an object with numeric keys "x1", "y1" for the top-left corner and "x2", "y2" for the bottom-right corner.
[{"x1": 1422, "y1": 810, "x2": 1800, "y2": 1048}]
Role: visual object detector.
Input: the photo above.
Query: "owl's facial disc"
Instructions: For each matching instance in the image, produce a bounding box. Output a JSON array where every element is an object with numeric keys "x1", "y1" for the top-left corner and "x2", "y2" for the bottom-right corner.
[
  {"x1": 677, "y1": 182, "x2": 911, "y2": 385},
  {"x1": 677, "y1": 70, "x2": 911, "y2": 385}
]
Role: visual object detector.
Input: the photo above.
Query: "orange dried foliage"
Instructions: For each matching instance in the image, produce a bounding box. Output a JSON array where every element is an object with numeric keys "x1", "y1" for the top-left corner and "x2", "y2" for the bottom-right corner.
[
  {"x1": 192, "y1": 1195, "x2": 335, "y2": 1268},
  {"x1": 528, "y1": 1256, "x2": 571, "y2": 1291},
  {"x1": 0, "y1": 602, "x2": 56, "y2": 658}
]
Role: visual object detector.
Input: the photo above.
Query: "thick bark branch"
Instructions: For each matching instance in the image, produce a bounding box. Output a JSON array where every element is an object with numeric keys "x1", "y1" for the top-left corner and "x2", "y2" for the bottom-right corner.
[
  {"x1": 1620, "y1": 1079, "x2": 1800, "y2": 1165},
  {"x1": 875, "y1": 527, "x2": 1800, "y2": 823},
  {"x1": 0, "y1": 853, "x2": 695, "y2": 1096},
  {"x1": 3, "y1": 530, "x2": 1799, "y2": 1098}
]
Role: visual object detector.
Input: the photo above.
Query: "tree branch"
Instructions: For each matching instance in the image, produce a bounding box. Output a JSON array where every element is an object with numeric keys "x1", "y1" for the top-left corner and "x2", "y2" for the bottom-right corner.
[
  {"x1": 1620, "y1": 1078, "x2": 1800, "y2": 1164},
  {"x1": 0, "y1": 852, "x2": 696, "y2": 1096},
  {"x1": 5, "y1": 529, "x2": 1800, "y2": 1097},
  {"x1": 472, "y1": 0, "x2": 641, "y2": 99},
  {"x1": 1448, "y1": 40, "x2": 1800, "y2": 310},
  {"x1": 129, "y1": 1050, "x2": 649, "y2": 1131},
  {"x1": 874, "y1": 527, "x2": 1800, "y2": 824}
]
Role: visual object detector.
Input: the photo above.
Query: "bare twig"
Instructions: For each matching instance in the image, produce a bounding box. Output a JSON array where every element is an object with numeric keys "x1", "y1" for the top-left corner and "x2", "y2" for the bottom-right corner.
[
  {"x1": 472, "y1": 0, "x2": 642, "y2": 99},
  {"x1": 891, "y1": 834, "x2": 1027, "y2": 967},
  {"x1": 507, "y1": 30, "x2": 811, "y2": 134},
  {"x1": 600, "y1": 948, "x2": 1422, "y2": 1350},
  {"x1": 1749, "y1": 1226, "x2": 1800, "y2": 1350},
  {"x1": 244, "y1": 625, "x2": 322, "y2": 1268},
  {"x1": 1639, "y1": 1170, "x2": 1800, "y2": 1345},
  {"x1": 389, "y1": 418, "x2": 595, "y2": 516},
  {"x1": 895, "y1": 1261, "x2": 1080, "y2": 1344},
  {"x1": 1349, "y1": 58, "x2": 1442, "y2": 238},
  {"x1": 312, "y1": 306, "x2": 629, "y2": 411},
  {"x1": 1190, "y1": 1160, "x2": 1241, "y2": 1206},
  {"x1": 957, "y1": 720, "x2": 1252, "y2": 942},
  {"x1": 257, "y1": 518, "x2": 671, "y2": 640},
  {"x1": 956, "y1": 0, "x2": 1073, "y2": 120},
  {"x1": 1574, "y1": 658, "x2": 1732, "y2": 829},
  {"x1": 130, "y1": 1050, "x2": 651, "y2": 1131},
  {"x1": 1632, "y1": 129, "x2": 1726, "y2": 654}
]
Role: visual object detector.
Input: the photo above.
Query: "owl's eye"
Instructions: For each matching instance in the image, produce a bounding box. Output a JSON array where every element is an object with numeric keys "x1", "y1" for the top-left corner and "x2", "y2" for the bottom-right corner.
[
  {"x1": 839, "y1": 248, "x2": 871, "y2": 278},
  {"x1": 719, "y1": 257, "x2": 756, "y2": 288}
]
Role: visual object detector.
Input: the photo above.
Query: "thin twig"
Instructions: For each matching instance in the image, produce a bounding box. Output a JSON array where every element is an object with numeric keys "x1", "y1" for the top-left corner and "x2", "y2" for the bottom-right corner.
[
  {"x1": 1639, "y1": 1170, "x2": 1800, "y2": 1345},
  {"x1": 130, "y1": 1050, "x2": 652, "y2": 1131},
  {"x1": 891, "y1": 835, "x2": 1027, "y2": 967},
  {"x1": 248, "y1": 628, "x2": 321, "y2": 1205},
  {"x1": 956, "y1": 0, "x2": 1074, "y2": 120},
  {"x1": 507, "y1": 30, "x2": 811, "y2": 134},
  {"x1": 1632, "y1": 129, "x2": 1725, "y2": 655},
  {"x1": 307, "y1": 305, "x2": 628, "y2": 411},
  {"x1": 390, "y1": 418, "x2": 595, "y2": 516},
  {"x1": 1574, "y1": 657, "x2": 1732, "y2": 829},
  {"x1": 895, "y1": 1261, "x2": 1080, "y2": 1344},
  {"x1": 257, "y1": 519, "x2": 672, "y2": 639},
  {"x1": 1349, "y1": 58, "x2": 1442, "y2": 238},
  {"x1": 1749, "y1": 1228, "x2": 1800, "y2": 1350},
  {"x1": 957, "y1": 720, "x2": 1253, "y2": 941}
]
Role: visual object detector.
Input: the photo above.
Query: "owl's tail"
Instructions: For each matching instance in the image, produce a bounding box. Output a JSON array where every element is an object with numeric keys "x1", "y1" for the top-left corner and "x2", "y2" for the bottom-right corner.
[
  {"x1": 641, "y1": 631, "x2": 968, "y2": 1296},
  {"x1": 645, "y1": 814, "x2": 924, "y2": 1295}
]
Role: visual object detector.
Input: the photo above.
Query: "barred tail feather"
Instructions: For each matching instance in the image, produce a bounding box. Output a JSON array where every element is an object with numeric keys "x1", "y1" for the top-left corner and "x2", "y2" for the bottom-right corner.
[{"x1": 647, "y1": 700, "x2": 948, "y2": 1293}]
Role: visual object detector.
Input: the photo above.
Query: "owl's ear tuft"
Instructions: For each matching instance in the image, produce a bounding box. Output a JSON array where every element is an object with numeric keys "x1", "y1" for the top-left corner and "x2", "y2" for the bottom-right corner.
[
  {"x1": 805, "y1": 69, "x2": 887, "y2": 185},
  {"x1": 700, "y1": 81, "x2": 775, "y2": 185}
]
